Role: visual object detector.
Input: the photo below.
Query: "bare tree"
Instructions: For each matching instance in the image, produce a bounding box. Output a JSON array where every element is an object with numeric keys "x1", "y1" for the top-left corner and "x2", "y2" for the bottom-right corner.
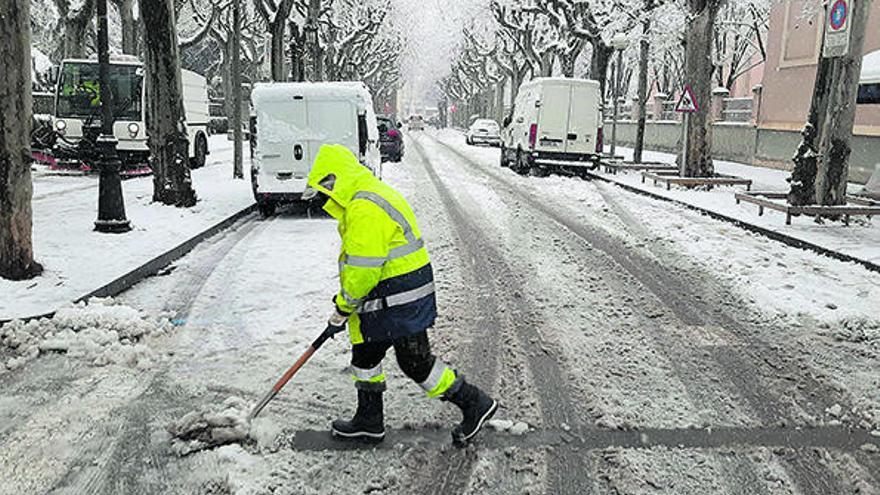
[
  {"x1": 255, "y1": 0, "x2": 297, "y2": 80},
  {"x1": 814, "y1": 0, "x2": 874, "y2": 206},
  {"x1": 680, "y1": 0, "x2": 725, "y2": 177},
  {"x1": 53, "y1": 0, "x2": 97, "y2": 58},
  {"x1": 1, "y1": 0, "x2": 43, "y2": 280},
  {"x1": 111, "y1": 0, "x2": 138, "y2": 54},
  {"x1": 140, "y1": 0, "x2": 197, "y2": 206}
]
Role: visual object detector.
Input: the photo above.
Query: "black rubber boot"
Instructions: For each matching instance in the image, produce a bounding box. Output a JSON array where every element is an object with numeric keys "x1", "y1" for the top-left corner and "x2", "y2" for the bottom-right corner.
[
  {"x1": 444, "y1": 378, "x2": 497, "y2": 446},
  {"x1": 331, "y1": 382, "x2": 385, "y2": 443}
]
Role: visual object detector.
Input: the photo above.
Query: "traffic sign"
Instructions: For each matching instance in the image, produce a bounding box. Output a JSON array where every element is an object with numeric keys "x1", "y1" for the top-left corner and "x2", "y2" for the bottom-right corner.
[
  {"x1": 675, "y1": 84, "x2": 699, "y2": 113},
  {"x1": 823, "y1": 0, "x2": 852, "y2": 58}
]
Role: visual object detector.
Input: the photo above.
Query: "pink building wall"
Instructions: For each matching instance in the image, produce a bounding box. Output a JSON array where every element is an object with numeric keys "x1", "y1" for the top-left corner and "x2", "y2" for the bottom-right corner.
[{"x1": 759, "y1": 0, "x2": 880, "y2": 135}]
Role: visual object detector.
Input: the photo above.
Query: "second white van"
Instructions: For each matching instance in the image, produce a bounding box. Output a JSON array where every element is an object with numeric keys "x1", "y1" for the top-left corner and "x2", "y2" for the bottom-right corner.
[
  {"x1": 500, "y1": 77, "x2": 603, "y2": 176},
  {"x1": 250, "y1": 81, "x2": 381, "y2": 216}
]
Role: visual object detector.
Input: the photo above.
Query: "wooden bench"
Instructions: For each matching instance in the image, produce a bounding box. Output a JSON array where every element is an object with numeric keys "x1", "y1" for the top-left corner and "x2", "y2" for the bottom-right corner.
[
  {"x1": 641, "y1": 170, "x2": 753, "y2": 191},
  {"x1": 734, "y1": 191, "x2": 880, "y2": 225},
  {"x1": 602, "y1": 161, "x2": 675, "y2": 175}
]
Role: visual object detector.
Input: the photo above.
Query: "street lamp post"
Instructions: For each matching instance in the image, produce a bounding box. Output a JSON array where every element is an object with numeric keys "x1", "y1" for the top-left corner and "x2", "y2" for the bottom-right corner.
[
  {"x1": 94, "y1": 0, "x2": 131, "y2": 233},
  {"x1": 610, "y1": 32, "x2": 629, "y2": 158}
]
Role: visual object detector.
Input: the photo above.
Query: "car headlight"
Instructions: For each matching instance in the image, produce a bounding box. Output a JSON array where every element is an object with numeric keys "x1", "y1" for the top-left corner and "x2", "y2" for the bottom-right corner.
[
  {"x1": 54, "y1": 119, "x2": 66, "y2": 134},
  {"x1": 127, "y1": 122, "x2": 139, "y2": 137}
]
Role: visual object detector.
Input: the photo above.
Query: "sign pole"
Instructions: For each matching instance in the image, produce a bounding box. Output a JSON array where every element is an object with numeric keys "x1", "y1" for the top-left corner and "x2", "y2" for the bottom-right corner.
[{"x1": 680, "y1": 112, "x2": 689, "y2": 176}]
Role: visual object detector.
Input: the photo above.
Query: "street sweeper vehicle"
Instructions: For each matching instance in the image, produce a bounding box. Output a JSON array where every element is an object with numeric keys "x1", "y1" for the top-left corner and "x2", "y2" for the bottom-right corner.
[
  {"x1": 50, "y1": 55, "x2": 211, "y2": 174},
  {"x1": 249, "y1": 81, "x2": 381, "y2": 217}
]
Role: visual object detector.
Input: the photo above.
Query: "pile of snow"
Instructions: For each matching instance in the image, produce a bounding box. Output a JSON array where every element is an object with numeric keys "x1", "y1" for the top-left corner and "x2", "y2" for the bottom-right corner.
[
  {"x1": 166, "y1": 396, "x2": 253, "y2": 457},
  {"x1": 0, "y1": 298, "x2": 172, "y2": 372}
]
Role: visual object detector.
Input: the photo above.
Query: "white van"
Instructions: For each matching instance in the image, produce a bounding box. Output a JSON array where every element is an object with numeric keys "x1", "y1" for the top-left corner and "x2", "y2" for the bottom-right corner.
[
  {"x1": 500, "y1": 77, "x2": 603, "y2": 176},
  {"x1": 250, "y1": 81, "x2": 381, "y2": 216},
  {"x1": 52, "y1": 56, "x2": 210, "y2": 170}
]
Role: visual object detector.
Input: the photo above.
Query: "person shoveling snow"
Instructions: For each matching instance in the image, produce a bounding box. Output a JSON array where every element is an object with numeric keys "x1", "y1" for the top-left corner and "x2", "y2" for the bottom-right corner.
[
  {"x1": 168, "y1": 144, "x2": 499, "y2": 455},
  {"x1": 301, "y1": 144, "x2": 498, "y2": 446}
]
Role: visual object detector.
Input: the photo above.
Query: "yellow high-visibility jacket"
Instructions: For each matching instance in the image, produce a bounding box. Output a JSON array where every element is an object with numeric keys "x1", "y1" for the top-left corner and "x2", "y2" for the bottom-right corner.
[{"x1": 307, "y1": 144, "x2": 436, "y2": 344}]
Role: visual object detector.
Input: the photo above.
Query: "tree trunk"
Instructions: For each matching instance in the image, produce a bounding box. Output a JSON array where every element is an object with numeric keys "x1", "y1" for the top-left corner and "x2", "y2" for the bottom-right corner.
[
  {"x1": 681, "y1": 0, "x2": 722, "y2": 177},
  {"x1": 0, "y1": 0, "x2": 42, "y2": 280},
  {"x1": 62, "y1": 0, "x2": 96, "y2": 58},
  {"x1": 788, "y1": 51, "x2": 831, "y2": 205},
  {"x1": 815, "y1": 0, "x2": 873, "y2": 206},
  {"x1": 270, "y1": 19, "x2": 286, "y2": 81},
  {"x1": 232, "y1": 0, "x2": 243, "y2": 179},
  {"x1": 119, "y1": 0, "x2": 138, "y2": 55},
  {"x1": 590, "y1": 41, "x2": 613, "y2": 105},
  {"x1": 289, "y1": 23, "x2": 305, "y2": 82},
  {"x1": 140, "y1": 0, "x2": 197, "y2": 206},
  {"x1": 633, "y1": 18, "x2": 651, "y2": 164}
]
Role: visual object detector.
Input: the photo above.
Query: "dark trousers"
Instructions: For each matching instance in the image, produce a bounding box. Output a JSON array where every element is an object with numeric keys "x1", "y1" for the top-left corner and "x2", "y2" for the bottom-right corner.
[{"x1": 351, "y1": 331, "x2": 436, "y2": 384}]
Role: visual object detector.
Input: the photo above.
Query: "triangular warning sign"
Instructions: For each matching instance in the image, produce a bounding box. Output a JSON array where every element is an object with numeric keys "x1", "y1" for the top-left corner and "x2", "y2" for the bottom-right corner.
[{"x1": 675, "y1": 84, "x2": 699, "y2": 113}]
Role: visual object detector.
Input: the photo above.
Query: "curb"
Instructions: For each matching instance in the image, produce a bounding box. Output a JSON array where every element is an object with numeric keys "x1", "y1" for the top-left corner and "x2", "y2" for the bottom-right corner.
[
  {"x1": 1, "y1": 203, "x2": 257, "y2": 325},
  {"x1": 584, "y1": 170, "x2": 880, "y2": 274}
]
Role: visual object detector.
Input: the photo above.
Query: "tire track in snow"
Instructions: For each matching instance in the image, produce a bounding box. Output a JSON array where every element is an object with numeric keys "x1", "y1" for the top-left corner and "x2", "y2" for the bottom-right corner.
[
  {"x1": 410, "y1": 137, "x2": 598, "y2": 494},
  {"x1": 426, "y1": 134, "x2": 877, "y2": 494}
]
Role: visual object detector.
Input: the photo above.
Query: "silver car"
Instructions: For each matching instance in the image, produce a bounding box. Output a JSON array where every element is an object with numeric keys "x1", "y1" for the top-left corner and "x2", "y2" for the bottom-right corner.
[{"x1": 466, "y1": 119, "x2": 501, "y2": 147}]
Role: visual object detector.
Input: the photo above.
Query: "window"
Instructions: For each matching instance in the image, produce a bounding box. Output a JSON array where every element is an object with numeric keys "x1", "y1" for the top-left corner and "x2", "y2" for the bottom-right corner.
[{"x1": 857, "y1": 83, "x2": 880, "y2": 104}]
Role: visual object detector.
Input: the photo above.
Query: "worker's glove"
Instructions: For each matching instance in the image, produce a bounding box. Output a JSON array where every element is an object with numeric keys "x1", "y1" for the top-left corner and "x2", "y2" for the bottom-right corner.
[{"x1": 326, "y1": 307, "x2": 351, "y2": 337}]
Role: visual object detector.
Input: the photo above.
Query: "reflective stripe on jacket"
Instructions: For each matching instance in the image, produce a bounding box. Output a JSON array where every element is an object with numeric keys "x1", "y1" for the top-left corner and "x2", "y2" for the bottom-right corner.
[{"x1": 307, "y1": 144, "x2": 437, "y2": 344}]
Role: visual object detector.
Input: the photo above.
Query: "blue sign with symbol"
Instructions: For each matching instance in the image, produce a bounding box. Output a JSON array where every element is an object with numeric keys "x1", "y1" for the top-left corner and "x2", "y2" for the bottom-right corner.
[{"x1": 829, "y1": 0, "x2": 847, "y2": 30}]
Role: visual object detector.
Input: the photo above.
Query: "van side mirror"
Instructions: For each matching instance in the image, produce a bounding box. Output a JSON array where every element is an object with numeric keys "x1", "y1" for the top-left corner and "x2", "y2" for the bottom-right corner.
[{"x1": 502, "y1": 115, "x2": 512, "y2": 127}]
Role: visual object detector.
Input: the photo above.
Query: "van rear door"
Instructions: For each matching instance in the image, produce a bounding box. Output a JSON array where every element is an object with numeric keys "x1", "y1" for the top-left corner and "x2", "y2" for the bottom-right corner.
[
  {"x1": 305, "y1": 99, "x2": 358, "y2": 170},
  {"x1": 566, "y1": 82, "x2": 599, "y2": 155},
  {"x1": 257, "y1": 97, "x2": 310, "y2": 184},
  {"x1": 536, "y1": 83, "x2": 570, "y2": 152}
]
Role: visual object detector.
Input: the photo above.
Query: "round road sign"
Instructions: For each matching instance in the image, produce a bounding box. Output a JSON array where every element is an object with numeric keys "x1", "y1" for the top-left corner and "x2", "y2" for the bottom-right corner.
[{"x1": 829, "y1": 0, "x2": 847, "y2": 30}]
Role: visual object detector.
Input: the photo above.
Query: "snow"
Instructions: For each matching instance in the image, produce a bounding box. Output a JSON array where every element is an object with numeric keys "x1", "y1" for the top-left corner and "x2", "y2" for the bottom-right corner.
[
  {"x1": 0, "y1": 136, "x2": 254, "y2": 320},
  {"x1": 1, "y1": 297, "x2": 170, "y2": 372},
  {"x1": 596, "y1": 146, "x2": 880, "y2": 265},
  {"x1": 30, "y1": 47, "x2": 53, "y2": 77},
  {"x1": 2, "y1": 127, "x2": 879, "y2": 492},
  {"x1": 431, "y1": 129, "x2": 880, "y2": 326},
  {"x1": 861, "y1": 48, "x2": 880, "y2": 82},
  {"x1": 166, "y1": 396, "x2": 253, "y2": 456}
]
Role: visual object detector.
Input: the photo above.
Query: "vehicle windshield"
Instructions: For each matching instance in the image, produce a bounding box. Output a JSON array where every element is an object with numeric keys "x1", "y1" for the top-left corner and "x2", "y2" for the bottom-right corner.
[
  {"x1": 474, "y1": 120, "x2": 499, "y2": 129},
  {"x1": 56, "y1": 62, "x2": 144, "y2": 121}
]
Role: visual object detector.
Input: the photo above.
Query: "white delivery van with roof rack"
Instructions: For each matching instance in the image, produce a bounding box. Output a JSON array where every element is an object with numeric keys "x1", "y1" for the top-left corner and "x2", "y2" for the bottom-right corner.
[
  {"x1": 500, "y1": 77, "x2": 603, "y2": 176},
  {"x1": 250, "y1": 81, "x2": 381, "y2": 217}
]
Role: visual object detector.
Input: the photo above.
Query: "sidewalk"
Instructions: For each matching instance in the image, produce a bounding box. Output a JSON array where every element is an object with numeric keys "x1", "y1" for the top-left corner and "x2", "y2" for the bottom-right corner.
[
  {"x1": 596, "y1": 146, "x2": 880, "y2": 266},
  {"x1": 1, "y1": 136, "x2": 254, "y2": 320}
]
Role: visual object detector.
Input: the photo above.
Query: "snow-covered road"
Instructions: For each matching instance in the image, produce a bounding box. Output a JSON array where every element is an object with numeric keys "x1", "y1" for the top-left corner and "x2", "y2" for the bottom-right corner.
[{"x1": 1, "y1": 131, "x2": 878, "y2": 494}]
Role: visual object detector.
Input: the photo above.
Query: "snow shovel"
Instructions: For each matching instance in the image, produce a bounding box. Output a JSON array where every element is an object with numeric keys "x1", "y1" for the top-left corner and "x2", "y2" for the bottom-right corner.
[{"x1": 248, "y1": 325, "x2": 341, "y2": 421}]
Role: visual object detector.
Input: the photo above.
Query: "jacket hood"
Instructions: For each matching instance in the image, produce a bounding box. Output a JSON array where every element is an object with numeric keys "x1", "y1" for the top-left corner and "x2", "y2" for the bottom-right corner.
[{"x1": 307, "y1": 144, "x2": 374, "y2": 216}]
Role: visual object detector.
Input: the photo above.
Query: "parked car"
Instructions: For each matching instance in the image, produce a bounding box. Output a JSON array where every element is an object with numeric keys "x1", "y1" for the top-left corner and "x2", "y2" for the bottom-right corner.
[
  {"x1": 408, "y1": 114, "x2": 424, "y2": 131},
  {"x1": 377, "y1": 114, "x2": 404, "y2": 162},
  {"x1": 466, "y1": 119, "x2": 501, "y2": 147},
  {"x1": 250, "y1": 81, "x2": 381, "y2": 217},
  {"x1": 500, "y1": 77, "x2": 603, "y2": 176}
]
